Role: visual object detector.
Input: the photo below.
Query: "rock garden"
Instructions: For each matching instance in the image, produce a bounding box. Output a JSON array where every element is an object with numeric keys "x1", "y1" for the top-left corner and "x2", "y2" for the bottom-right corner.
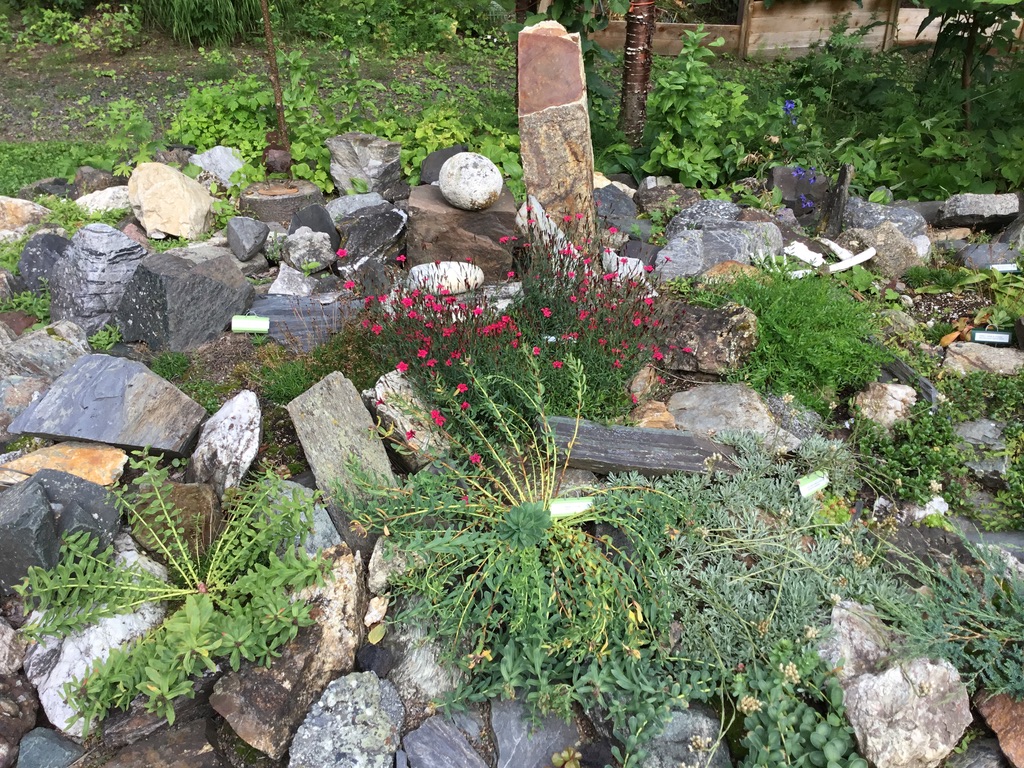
[{"x1": 1, "y1": 4, "x2": 1024, "y2": 768}]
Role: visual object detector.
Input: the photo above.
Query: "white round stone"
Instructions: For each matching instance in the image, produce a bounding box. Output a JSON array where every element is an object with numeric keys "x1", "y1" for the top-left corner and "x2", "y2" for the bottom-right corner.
[
  {"x1": 437, "y1": 152, "x2": 503, "y2": 211},
  {"x1": 407, "y1": 261, "x2": 485, "y2": 294}
]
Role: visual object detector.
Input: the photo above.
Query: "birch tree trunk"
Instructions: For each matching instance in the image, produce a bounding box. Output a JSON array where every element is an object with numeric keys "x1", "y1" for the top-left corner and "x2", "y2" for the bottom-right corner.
[{"x1": 619, "y1": 0, "x2": 657, "y2": 147}]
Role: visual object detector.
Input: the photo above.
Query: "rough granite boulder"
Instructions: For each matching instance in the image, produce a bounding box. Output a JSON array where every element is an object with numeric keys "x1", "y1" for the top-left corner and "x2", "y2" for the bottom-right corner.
[
  {"x1": 335, "y1": 203, "x2": 407, "y2": 265},
  {"x1": 185, "y1": 390, "x2": 261, "y2": 498},
  {"x1": 937, "y1": 193, "x2": 1019, "y2": 229},
  {"x1": 128, "y1": 162, "x2": 215, "y2": 239},
  {"x1": 15, "y1": 232, "x2": 70, "y2": 294},
  {"x1": 438, "y1": 152, "x2": 503, "y2": 211},
  {"x1": 326, "y1": 133, "x2": 403, "y2": 200},
  {"x1": 0, "y1": 320, "x2": 90, "y2": 382},
  {"x1": 655, "y1": 221, "x2": 782, "y2": 280},
  {"x1": 49, "y1": 224, "x2": 147, "y2": 335},
  {"x1": 0, "y1": 197, "x2": 50, "y2": 232},
  {"x1": 843, "y1": 197, "x2": 928, "y2": 239},
  {"x1": 115, "y1": 252, "x2": 255, "y2": 352},
  {"x1": 668, "y1": 383, "x2": 801, "y2": 452},
  {"x1": 655, "y1": 300, "x2": 757, "y2": 374},
  {"x1": 837, "y1": 223, "x2": 924, "y2": 279}
]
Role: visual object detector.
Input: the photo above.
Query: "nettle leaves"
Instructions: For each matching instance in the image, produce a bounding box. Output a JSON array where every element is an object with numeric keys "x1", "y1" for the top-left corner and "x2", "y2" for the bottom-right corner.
[{"x1": 498, "y1": 501, "x2": 551, "y2": 549}]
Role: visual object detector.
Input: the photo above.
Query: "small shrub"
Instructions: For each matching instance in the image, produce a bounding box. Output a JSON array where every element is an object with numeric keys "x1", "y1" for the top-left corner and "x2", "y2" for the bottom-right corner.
[
  {"x1": 150, "y1": 351, "x2": 190, "y2": 381},
  {"x1": 88, "y1": 323, "x2": 122, "y2": 350},
  {"x1": 0, "y1": 288, "x2": 50, "y2": 326}
]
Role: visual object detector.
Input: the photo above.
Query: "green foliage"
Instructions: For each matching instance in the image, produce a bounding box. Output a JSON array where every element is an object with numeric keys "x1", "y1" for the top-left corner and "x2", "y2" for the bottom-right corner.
[
  {"x1": 88, "y1": 323, "x2": 122, "y2": 350},
  {"x1": 733, "y1": 641, "x2": 866, "y2": 768},
  {"x1": 137, "y1": 0, "x2": 260, "y2": 45},
  {"x1": 150, "y1": 351, "x2": 191, "y2": 381},
  {"x1": 704, "y1": 273, "x2": 891, "y2": 415},
  {"x1": 17, "y1": 453, "x2": 329, "y2": 735},
  {"x1": 86, "y1": 98, "x2": 160, "y2": 176},
  {"x1": 875, "y1": 541, "x2": 1024, "y2": 699},
  {"x1": 903, "y1": 266, "x2": 988, "y2": 293},
  {"x1": 15, "y1": 3, "x2": 142, "y2": 53},
  {"x1": 0, "y1": 287, "x2": 50, "y2": 325},
  {"x1": 0, "y1": 141, "x2": 103, "y2": 198},
  {"x1": 853, "y1": 403, "x2": 968, "y2": 507},
  {"x1": 260, "y1": 359, "x2": 313, "y2": 405}
]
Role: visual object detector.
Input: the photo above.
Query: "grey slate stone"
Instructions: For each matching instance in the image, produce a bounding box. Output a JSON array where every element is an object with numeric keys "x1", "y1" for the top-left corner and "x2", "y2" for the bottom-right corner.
[
  {"x1": 8, "y1": 354, "x2": 207, "y2": 456},
  {"x1": 642, "y1": 705, "x2": 732, "y2": 768},
  {"x1": 956, "y1": 242, "x2": 1022, "y2": 270},
  {"x1": 114, "y1": 252, "x2": 255, "y2": 352},
  {"x1": 32, "y1": 469, "x2": 120, "y2": 549},
  {"x1": 998, "y1": 212, "x2": 1024, "y2": 250},
  {"x1": 15, "y1": 233, "x2": 70, "y2": 294},
  {"x1": 189, "y1": 145, "x2": 243, "y2": 188},
  {"x1": 326, "y1": 192, "x2": 388, "y2": 221},
  {"x1": 594, "y1": 184, "x2": 637, "y2": 221},
  {"x1": 14, "y1": 727, "x2": 84, "y2": 768},
  {"x1": 403, "y1": 716, "x2": 487, "y2": 768},
  {"x1": 226, "y1": 216, "x2": 270, "y2": 262},
  {"x1": 665, "y1": 199, "x2": 741, "y2": 237},
  {"x1": 289, "y1": 204, "x2": 341, "y2": 253},
  {"x1": 49, "y1": 224, "x2": 147, "y2": 335},
  {"x1": 490, "y1": 698, "x2": 579, "y2": 768},
  {"x1": 938, "y1": 193, "x2": 1019, "y2": 228},
  {"x1": 335, "y1": 203, "x2": 407, "y2": 264},
  {"x1": 842, "y1": 197, "x2": 927, "y2": 239},
  {"x1": 0, "y1": 479, "x2": 58, "y2": 595},
  {"x1": 249, "y1": 294, "x2": 362, "y2": 353},
  {"x1": 655, "y1": 229, "x2": 704, "y2": 280},
  {"x1": 326, "y1": 132, "x2": 403, "y2": 200},
  {"x1": 162, "y1": 238, "x2": 269, "y2": 278},
  {"x1": 655, "y1": 221, "x2": 782, "y2": 280},
  {"x1": 0, "y1": 320, "x2": 90, "y2": 381},
  {"x1": 945, "y1": 739, "x2": 1009, "y2": 768},
  {"x1": 420, "y1": 145, "x2": 468, "y2": 185}
]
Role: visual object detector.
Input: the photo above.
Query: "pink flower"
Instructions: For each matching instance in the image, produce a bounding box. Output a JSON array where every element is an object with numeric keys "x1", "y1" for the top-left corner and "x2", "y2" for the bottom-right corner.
[
  {"x1": 682, "y1": 346, "x2": 694, "y2": 354},
  {"x1": 532, "y1": 346, "x2": 541, "y2": 356},
  {"x1": 608, "y1": 226, "x2": 618, "y2": 234},
  {"x1": 396, "y1": 254, "x2": 407, "y2": 263},
  {"x1": 644, "y1": 264, "x2": 654, "y2": 272},
  {"x1": 541, "y1": 307, "x2": 552, "y2": 318},
  {"x1": 472, "y1": 307, "x2": 484, "y2": 317},
  {"x1": 507, "y1": 270, "x2": 516, "y2": 279},
  {"x1": 563, "y1": 215, "x2": 573, "y2": 222},
  {"x1": 417, "y1": 349, "x2": 429, "y2": 358},
  {"x1": 336, "y1": 248, "x2": 348, "y2": 258},
  {"x1": 460, "y1": 401, "x2": 470, "y2": 410},
  {"x1": 425, "y1": 358, "x2": 437, "y2": 367},
  {"x1": 343, "y1": 280, "x2": 356, "y2": 290},
  {"x1": 456, "y1": 383, "x2": 469, "y2": 393},
  {"x1": 552, "y1": 360, "x2": 563, "y2": 369},
  {"x1": 396, "y1": 361, "x2": 409, "y2": 373},
  {"x1": 405, "y1": 429, "x2": 416, "y2": 439},
  {"x1": 469, "y1": 453, "x2": 482, "y2": 465},
  {"x1": 576, "y1": 212, "x2": 585, "y2": 220},
  {"x1": 371, "y1": 323, "x2": 382, "y2": 335},
  {"x1": 430, "y1": 409, "x2": 446, "y2": 427},
  {"x1": 633, "y1": 317, "x2": 642, "y2": 326},
  {"x1": 401, "y1": 297, "x2": 414, "y2": 308},
  {"x1": 499, "y1": 236, "x2": 510, "y2": 244},
  {"x1": 631, "y1": 393, "x2": 638, "y2": 404},
  {"x1": 612, "y1": 359, "x2": 622, "y2": 368},
  {"x1": 653, "y1": 349, "x2": 664, "y2": 361}
]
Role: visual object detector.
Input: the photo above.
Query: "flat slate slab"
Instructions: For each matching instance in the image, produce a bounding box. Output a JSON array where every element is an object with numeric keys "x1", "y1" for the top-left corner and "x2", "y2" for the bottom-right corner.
[
  {"x1": 249, "y1": 294, "x2": 362, "y2": 353},
  {"x1": 8, "y1": 354, "x2": 207, "y2": 456},
  {"x1": 546, "y1": 416, "x2": 737, "y2": 476}
]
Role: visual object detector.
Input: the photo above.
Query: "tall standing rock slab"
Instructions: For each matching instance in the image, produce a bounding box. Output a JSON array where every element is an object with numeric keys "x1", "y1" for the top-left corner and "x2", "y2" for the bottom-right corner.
[
  {"x1": 114, "y1": 252, "x2": 255, "y2": 352},
  {"x1": 0, "y1": 479, "x2": 59, "y2": 595},
  {"x1": 8, "y1": 354, "x2": 207, "y2": 456},
  {"x1": 128, "y1": 163, "x2": 215, "y2": 240},
  {"x1": 518, "y1": 21, "x2": 596, "y2": 242},
  {"x1": 15, "y1": 232, "x2": 70, "y2": 294},
  {"x1": 325, "y1": 133, "x2": 403, "y2": 200},
  {"x1": 287, "y1": 373, "x2": 396, "y2": 550},
  {"x1": 185, "y1": 390, "x2": 261, "y2": 498},
  {"x1": 49, "y1": 224, "x2": 147, "y2": 335}
]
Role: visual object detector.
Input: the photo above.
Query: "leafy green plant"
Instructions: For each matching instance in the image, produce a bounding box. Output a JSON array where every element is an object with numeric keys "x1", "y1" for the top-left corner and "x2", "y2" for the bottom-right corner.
[
  {"x1": 0, "y1": 141, "x2": 103, "y2": 198},
  {"x1": 88, "y1": 323, "x2": 122, "y2": 351},
  {"x1": 150, "y1": 351, "x2": 191, "y2": 381},
  {"x1": 0, "y1": 287, "x2": 50, "y2": 325},
  {"x1": 705, "y1": 273, "x2": 891, "y2": 415},
  {"x1": 853, "y1": 403, "x2": 968, "y2": 507},
  {"x1": 17, "y1": 453, "x2": 329, "y2": 736},
  {"x1": 904, "y1": 266, "x2": 988, "y2": 294},
  {"x1": 137, "y1": 0, "x2": 260, "y2": 45}
]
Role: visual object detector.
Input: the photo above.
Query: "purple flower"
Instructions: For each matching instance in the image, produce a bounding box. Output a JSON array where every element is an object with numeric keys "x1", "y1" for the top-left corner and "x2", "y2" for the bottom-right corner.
[
  {"x1": 799, "y1": 194, "x2": 815, "y2": 211},
  {"x1": 792, "y1": 166, "x2": 806, "y2": 180},
  {"x1": 783, "y1": 99, "x2": 796, "y2": 114}
]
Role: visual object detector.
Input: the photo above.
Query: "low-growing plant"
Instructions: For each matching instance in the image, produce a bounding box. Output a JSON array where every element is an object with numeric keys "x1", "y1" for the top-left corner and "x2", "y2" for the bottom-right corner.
[
  {"x1": 703, "y1": 272, "x2": 891, "y2": 415},
  {"x1": 17, "y1": 452, "x2": 329, "y2": 736},
  {"x1": 88, "y1": 323, "x2": 122, "y2": 351},
  {"x1": 0, "y1": 287, "x2": 50, "y2": 326},
  {"x1": 853, "y1": 402, "x2": 968, "y2": 507},
  {"x1": 0, "y1": 141, "x2": 103, "y2": 199},
  {"x1": 150, "y1": 351, "x2": 191, "y2": 381}
]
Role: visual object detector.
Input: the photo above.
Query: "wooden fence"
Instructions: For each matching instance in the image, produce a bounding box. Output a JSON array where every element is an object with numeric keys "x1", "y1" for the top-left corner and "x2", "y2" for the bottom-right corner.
[{"x1": 587, "y1": 0, "x2": 1019, "y2": 58}]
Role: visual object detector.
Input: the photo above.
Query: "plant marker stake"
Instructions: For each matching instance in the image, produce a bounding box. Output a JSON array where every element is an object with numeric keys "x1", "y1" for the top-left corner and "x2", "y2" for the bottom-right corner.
[
  {"x1": 797, "y1": 470, "x2": 829, "y2": 498},
  {"x1": 828, "y1": 248, "x2": 876, "y2": 273},
  {"x1": 548, "y1": 497, "x2": 595, "y2": 519},
  {"x1": 232, "y1": 315, "x2": 270, "y2": 334}
]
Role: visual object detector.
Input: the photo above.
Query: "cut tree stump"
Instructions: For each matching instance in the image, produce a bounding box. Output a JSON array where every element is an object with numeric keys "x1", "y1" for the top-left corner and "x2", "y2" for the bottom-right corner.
[
  {"x1": 239, "y1": 180, "x2": 325, "y2": 224},
  {"x1": 546, "y1": 416, "x2": 738, "y2": 476}
]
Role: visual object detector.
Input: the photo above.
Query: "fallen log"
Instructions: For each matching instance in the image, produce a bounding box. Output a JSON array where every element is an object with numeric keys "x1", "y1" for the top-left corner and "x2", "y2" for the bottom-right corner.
[{"x1": 546, "y1": 416, "x2": 738, "y2": 477}]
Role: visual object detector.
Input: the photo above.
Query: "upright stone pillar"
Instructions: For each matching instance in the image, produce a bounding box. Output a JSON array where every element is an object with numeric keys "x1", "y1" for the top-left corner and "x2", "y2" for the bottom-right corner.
[{"x1": 518, "y1": 21, "x2": 596, "y2": 245}]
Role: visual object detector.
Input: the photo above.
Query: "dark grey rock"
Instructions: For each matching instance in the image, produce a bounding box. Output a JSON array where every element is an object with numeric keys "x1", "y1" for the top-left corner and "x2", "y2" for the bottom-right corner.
[
  {"x1": 71, "y1": 166, "x2": 123, "y2": 199},
  {"x1": 8, "y1": 354, "x2": 207, "y2": 456},
  {"x1": 17, "y1": 178, "x2": 70, "y2": 200},
  {"x1": 956, "y1": 243, "x2": 1022, "y2": 270},
  {"x1": 655, "y1": 230, "x2": 704, "y2": 279},
  {"x1": 655, "y1": 300, "x2": 758, "y2": 374},
  {"x1": 665, "y1": 199, "x2": 741, "y2": 236},
  {"x1": 998, "y1": 212, "x2": 1024, "y2": 251},
  {"x1": 490, "y1": 698, "x2": 579, "y2": 768},
  {"x1": 0, "y1": 479, "x2": 58, "y2": 595},
  {"x1": 945, "y1": 739, "x2": 1009, "y2": 768},
  {"x1": 335, "y1": 203, "x2": 407, "y2": 264},
  {"x1": 899, "y1": 200, "x2": 943, "y2": 225},
  {"x1": 356, "y1": 644, "x2": 395, "y2": 679},
  {"x1": 248, "y1": 294, "x2": 361, "y2": 353},
  {"x1": 0, "y1": 675, "x2": 39, "y2": 767},
  {"x1": 403, "y1": 716, "x2": 487, "y2": 768},
  {"x1": 115, "y1": 252, "x2": 255, "y2": 352},
  {"x1": 226, "y1": 217, "x2": 270, "y2": 262},
  {"x1": 642, "y1": 704, "x2": 731, "y2": 768},
  {"x1": 99, "y1": 718, "x2": 227, "y2": 768},
  {"x1": 15, "y1": 233, "x2": 70, "y2": 294},
  {"x1": 620, "y1": 239, "x2": 662, "y2": 266},
  {"x1": 32, "y1": 469, "x2": 120, "y2": 549},
  {"x1": 289, "y1": 204, "x2": 341, "y2": 253},
  {"x1": 49, "y1": 224, "x2": 147, "y2": 335},
  {"x1": 326, "y1": 133, "x2": 403, "y2": 200},
  {"x1": 956, "y1": 419, "x2": 1009, "y2": 490},
  {"x1": 336, "y1": 256, "x2": 391, "y2": 297},
  {"x1": 420, "y1": 145, "x2": 469, "y2": 185},
  {"x1": 655, "y1": 221, "x2": 781, "y2": 280},
  {"x1": 0, "y1": 320, "x2": 90, "y2": 381},
  {"x1": 162, "y1": 239, "x2": 269, "y2": 279},
  {"x1": 326, "y1": 192, "x2": 388, "y2": 221},
  {"x1": 594, "y1": 184, "x2": 637, "y2": 221},
  {"x1": 633, "y1": 185, "x2": 701, "y2": 217},
  {"x1": 766, "y1": 165, "x2": 829, "y2": 219},
  {"x1": 938, "y1": 193, "x2": 1019, "y2": 229},
  {"x1": 842, "y1": 197, "x2": 927, "y2": 239},
  {"x1": 289, "y1": 673, "x2": 403, "y2": 768},
  {"x1": 14, "y1": 727, "x2": 84, "y2": 768}
]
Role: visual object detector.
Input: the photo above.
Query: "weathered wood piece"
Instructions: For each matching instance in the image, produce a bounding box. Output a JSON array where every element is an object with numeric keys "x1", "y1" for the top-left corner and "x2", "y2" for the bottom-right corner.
[
  {"x1": 547, "y1": 416, "x2": 738, "y2": 477},
  {"x1": 883, "y1": 357, "x2": 941, "y2": 406},
  {"x1": 817, "y1": 164, "x2": 854, "y2": 240}
]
